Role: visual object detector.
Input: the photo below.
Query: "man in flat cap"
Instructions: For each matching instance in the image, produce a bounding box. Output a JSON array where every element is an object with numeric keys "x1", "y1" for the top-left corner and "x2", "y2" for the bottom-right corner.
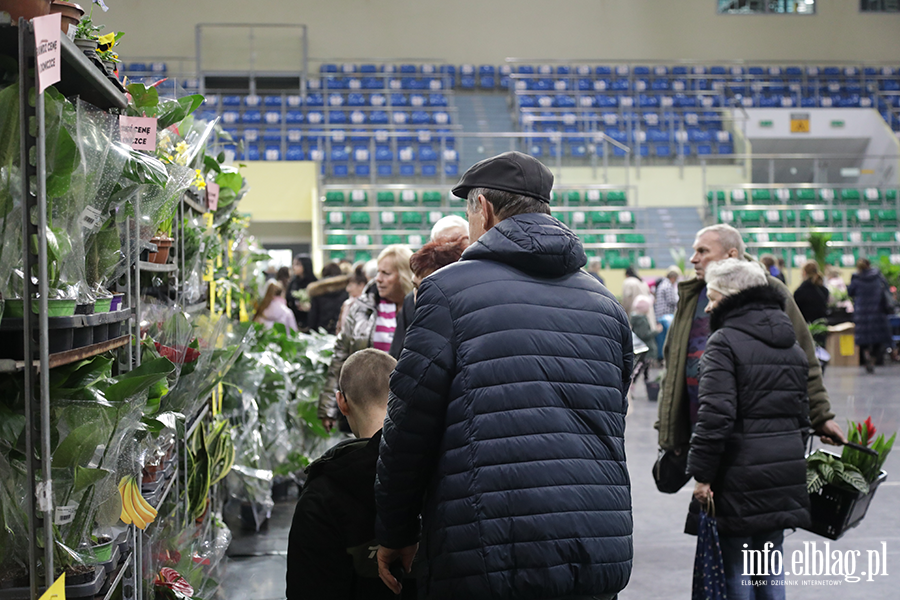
[{"x1": 375, "y1": 152, "x2": 634, "y2": 600}]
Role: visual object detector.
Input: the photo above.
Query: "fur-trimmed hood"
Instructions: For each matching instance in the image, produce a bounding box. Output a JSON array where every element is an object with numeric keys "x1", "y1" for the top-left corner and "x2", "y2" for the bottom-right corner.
[
  {"x1": 306, "y1": 274, "x2": 350, "y2": 298},
  {"x1": 709, "y1": 284, "x2": 795, "y2": 349}
]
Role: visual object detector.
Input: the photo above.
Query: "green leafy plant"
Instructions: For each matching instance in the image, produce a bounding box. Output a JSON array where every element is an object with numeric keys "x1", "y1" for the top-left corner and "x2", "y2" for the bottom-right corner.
[
  {"x1": 669, "y1": 248, "x2": 687, "y2": 275},
  {"x1": 808, "y1": 232, "x2": 832, "y2": 273},
  {"x1": 842, "y1": 416, "x2": 895, "y2": 483},
  {"x1": 807, "y1": 318, "x2": 828, "y2": 345},
  {"x1": 806, "y1": 451, "x2": 869, "y2": 495}
]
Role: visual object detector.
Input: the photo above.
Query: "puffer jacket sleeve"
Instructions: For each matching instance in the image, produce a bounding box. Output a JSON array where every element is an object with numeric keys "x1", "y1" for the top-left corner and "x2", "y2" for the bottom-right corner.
[
  {"x1": 621, "y1": 319, "x2": 635, "y2": 407},
  {"x1": 375, "y1": 280, "x2": 456, "y2": 549},
  {"x1": 687, "y1": 332, "x2": 738, "y2": 483}
]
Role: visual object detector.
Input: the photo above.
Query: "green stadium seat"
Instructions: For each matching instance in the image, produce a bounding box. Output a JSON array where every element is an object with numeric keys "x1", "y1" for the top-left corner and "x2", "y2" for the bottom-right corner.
[
  {"x1": 551, "y1": 191, "x2": 561, "y2": 203},
  {"x1": 325, "y1": 191, "x2": 345, "y2": 205},
  {"x1": 352, "y1": 234, "x2": 372, "y2": 246},
  {"x1": 730, "y1": 189, "x2": 747, "y2": 205},
  {"x1": 382, "y1": 234, "x2": 404, "y2": 245},
  {"x1": 427, "y1": 210, "x2": 444, "y2": 225},
  {"x1": 602, "y1": 234, "x2": 618, "y2": 244},
  {"x1": 566, "y1": 190, "x2": 581, "y2": 204},
  {"x1": 451, "y1": 211, "x2": 466, "y2": 219},
  {"x1": 622, "y1": 234, "x2": 645, "y2": 244},
  {"x1": 751, "y1": 232, "x2": 770, "y2": 243},
  {"x1": 399, "y1": 190, "x2": 418, "y2": 204},
  {"x1": 863, "y1": 188, "x2": 882, "y2": 204},
  {"x1": 829, "y1": 232, "x2": 844, "y2": 242},
  {"x1": 718, "y1": 209, "x2": 735, "y2": 223},
  {"x1": 569, "y1": 211, "x2": 588, "y2": 228},
  {"x1": 764, "y1": 210, "x2": 784, "y2": 225},
  {"x1": 817, "y1": 188, "x2": 836, "y2": 203},
  {"x1": 329, "y1": 250, "x2": 346, "y2": 261},
  {"x1": 326, "y1": 211, "x2": 346, "y2": 228},
  {"x1": 773, "y1": 188, "x2": 791, "y2": 203},
  {"x1": 782, "y1": 210, "x2": 798, "y2": 224},
  {"x1": 349, "y1": 190, "x2": 368, "y2": 204},
  {"x1": 852, "y1": 208, "x2": 874, "y2": 226},
  {"x1": 580, "y1": 234, "x2": 597, "y2": 244},
  {"x1": 886, "y1": 189, "x2": 897, "y2": 201},
  {"x1": 422, "y1": 191, "x2": 442, "y2": 205},
  {"x1": 867, "y1": 231, "x2": 894, "y2": 243},
  {"x1": 379, "y1": 211, "x2": 398, "y2": 227},
  {"x1": 792, "y1": 189, "x2": 816, "y2": 204},
  {"x1": 636, "y1": 255, "x2": 655, "y2": 269},
  {"x1": 825, "y1": 251, "x2": 842, "y2": 266},
  {"x1": 606, "y1": 190, "x2": 627, "y2": 206},
  {"x1": 830, "y1": 210, "x2": 845, "y2": 224},
  {"x1": 406, "y1": 233, "x2": 426, "y2": 248},
  {"x1": 604, "y1": 251, "x2": 632, "y2": 269},
  {"x1": 876, "y1": 209, "x2": 898, "y2": 225},
  {"x1": 616, "y1": 211, "x2": 635, "y2": 228},
  {"x1": 326, "y1": 234, "x2": 348, "y2": 245},
  {"x1": 840, "y1": 189, "x2": 861, "y2": 204},
  {"x1": 803, "y1": 209, "x2": 828, "y2": 225},
  {"x1": 738, "y1": 210, "x2": 763, "y2": 225},
  {"x1": 773, "y1": 232, "x2": 797, "y2": 243},
  {"x1": 590, "y1": 211, "x2": 614, "y2": 228},
  {"x1": 751, "y1": 189, "x2": 772, "y2": 204},
  {"x1": 584, "y1": 190, "x2": 603, "y2": 205},
  {"x1": 377, "y1": 191, "x2": 396, "y2": 204},
  {"x1": 355, "y1": 250, "x2": 372, "y2": 262},
  {"x1": 706, "y1": 190, "x2": 726, "y2": 206},
  {"x1": 350, "y1": 212, "x2": 371, "y2": 228},
  {"x1": 401, "y1": 211, "x2": 423, "y2": 228}
]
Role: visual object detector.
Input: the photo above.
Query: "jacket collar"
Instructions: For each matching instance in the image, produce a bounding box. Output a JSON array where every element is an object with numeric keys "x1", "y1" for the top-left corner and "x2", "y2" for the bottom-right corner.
[
  {"x1": 709, "y1": 284, "x2": 786, "y2": 332},
  {"x1": 307, "y1": 274, "x2": 350, "y2": 298}
]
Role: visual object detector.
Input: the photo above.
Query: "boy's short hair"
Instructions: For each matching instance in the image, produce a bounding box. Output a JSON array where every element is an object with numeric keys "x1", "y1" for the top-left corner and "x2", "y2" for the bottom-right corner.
[{"x1": 338, "y1": 349, "x2": 397, "y2": 410}]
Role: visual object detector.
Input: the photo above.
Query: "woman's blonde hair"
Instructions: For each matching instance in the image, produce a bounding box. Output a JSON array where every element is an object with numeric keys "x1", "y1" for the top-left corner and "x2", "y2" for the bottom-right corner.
[
  {"x1": 254, "y1": 280, "x2": 283, "y2": 322},
  {"x1": 377, "y1": 244, "x2": 415, "y2": 298},
  {"x1": 802, "y1": 260, "x2": 824, "y2": 286}
]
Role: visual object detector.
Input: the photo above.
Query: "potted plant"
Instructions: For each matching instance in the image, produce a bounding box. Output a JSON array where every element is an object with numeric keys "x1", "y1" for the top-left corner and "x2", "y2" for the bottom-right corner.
[
  {"x1": 49, "y1": 0, "x2": 83, "y2": 33},
  {"x1": 645, "y1": 372, "x2": 661, "y2": 402},
  {"x1": 71, "y1": 0, "x2": 107, "y2": 53},
  {"x1": 96, "y1": 31, "x2": 123, "y2": 76},
  {"x1": 804, "y1": 417, "x2": 894, "y2": 539}
]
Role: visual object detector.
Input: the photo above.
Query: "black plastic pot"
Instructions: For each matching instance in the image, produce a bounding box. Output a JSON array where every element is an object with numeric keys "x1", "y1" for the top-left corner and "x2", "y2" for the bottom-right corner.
[{"x1": 645, "y1": 381, "x2": 660, "y2": 402}]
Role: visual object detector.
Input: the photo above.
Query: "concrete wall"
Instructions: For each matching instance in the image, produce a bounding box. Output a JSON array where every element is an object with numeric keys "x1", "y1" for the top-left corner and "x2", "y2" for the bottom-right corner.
[{"x1": 104, "y1": 0, "x2": 900, "y2": 70}]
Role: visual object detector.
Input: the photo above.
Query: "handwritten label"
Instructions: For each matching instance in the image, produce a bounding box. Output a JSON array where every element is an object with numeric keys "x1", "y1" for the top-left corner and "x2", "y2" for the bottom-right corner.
[
  {"x1": 33, "y1": 14, "x2": 62, "y2": 94},
  {"x1": 206, "y1": 182, "x2": 219, "y2": 212},
  {"x1": 119, "y1": 116, "x2": 158, "y2": 151},
  {"x1": 36, "y1": 481, "x2": 52, "y2": 513},
  {"x1": 80, "y1": 206, "x2": 103, "y2": 231},
  {"x1": 54, "y1": 504, "x2": 77, "y2": 525}
]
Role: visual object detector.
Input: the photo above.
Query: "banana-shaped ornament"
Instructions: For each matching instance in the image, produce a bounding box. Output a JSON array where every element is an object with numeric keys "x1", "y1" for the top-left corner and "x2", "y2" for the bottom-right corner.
[{"x1": 118, "y1": 476, "x2": 159, "y2": 529}]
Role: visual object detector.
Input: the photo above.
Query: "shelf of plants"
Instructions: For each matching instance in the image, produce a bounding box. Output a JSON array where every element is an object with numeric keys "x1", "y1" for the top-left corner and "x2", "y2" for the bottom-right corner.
[{"x1": 2, "y1": 11, "x2": 338, "y2": 600}]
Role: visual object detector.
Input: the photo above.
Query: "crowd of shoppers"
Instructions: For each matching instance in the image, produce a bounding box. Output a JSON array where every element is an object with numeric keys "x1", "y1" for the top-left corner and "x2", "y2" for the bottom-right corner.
[{"x1": 277, "y1": 150, "x2": 900, "y2": 599}]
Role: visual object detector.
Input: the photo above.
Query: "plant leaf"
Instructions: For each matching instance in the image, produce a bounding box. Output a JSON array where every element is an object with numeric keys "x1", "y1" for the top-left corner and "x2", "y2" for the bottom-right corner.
[
  {"x1": 73, "y1": 466, "x2": 109, "y2": 493},
  {"x1": 127, "y1": 84, "x2": 159, "y2": 111},
  {"x1": 53, "y1": 422, "x2": 107, "y2": 469},
  {"x1": 103, "y1": 357, "x2": 175, "y2": 403}
]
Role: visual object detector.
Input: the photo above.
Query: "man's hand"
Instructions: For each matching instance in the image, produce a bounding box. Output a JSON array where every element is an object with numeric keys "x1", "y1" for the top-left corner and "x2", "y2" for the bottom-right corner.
[
  {"x1": 693, "y1": 482, "x2": 713, "y2": 506},
  {"x1": 818, "y1": 419, "x2": 847, "y2": 445},
  {"x1": 377, "y1": 543, "x2": 418, "y2": 595},
  {"x1": 321, "y1": 417, "x2": 335, "y2": 433}
]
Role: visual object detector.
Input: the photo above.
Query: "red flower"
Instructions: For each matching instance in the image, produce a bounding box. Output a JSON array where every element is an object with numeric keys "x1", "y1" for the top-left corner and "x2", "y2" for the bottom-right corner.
[
  {"x1": 864, "y1": 416, "x2": 876, "y2": 444},
  {"x1": 154, "y1": 567, "x2": 194, "y2": 599}
]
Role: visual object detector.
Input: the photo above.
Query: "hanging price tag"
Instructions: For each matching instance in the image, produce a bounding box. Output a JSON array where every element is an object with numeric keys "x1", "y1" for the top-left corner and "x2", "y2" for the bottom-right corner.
[
  {"x1": 79, "y1": 206, "x2": 103, "y2": 231},
  {"x1": 33, "y1": 14, "x2": 62, "y2": 94},
  {"x1": 54, "y1": 504, "x2": 78, "y2": 525},
  {"x1": 206, "y1": 182, "x2": 219, "y2": 212},
  {"x1": 119, "y1": 116, "x2": 158, "y2": 151}
]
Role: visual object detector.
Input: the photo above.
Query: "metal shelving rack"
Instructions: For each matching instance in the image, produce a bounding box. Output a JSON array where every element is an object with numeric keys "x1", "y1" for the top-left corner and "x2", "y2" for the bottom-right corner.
[{"x1": 6, "y1": 17, "x2": 134, "y2": 600}]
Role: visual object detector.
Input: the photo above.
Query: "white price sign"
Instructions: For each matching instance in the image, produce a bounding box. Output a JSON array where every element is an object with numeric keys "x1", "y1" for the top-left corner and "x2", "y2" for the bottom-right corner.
[
  {"x1": 119, "y1": 116, "x2": 157, "y2": 151},
  {"x1": 33, "y1": 14, "x2": 62, "y2": 94}
]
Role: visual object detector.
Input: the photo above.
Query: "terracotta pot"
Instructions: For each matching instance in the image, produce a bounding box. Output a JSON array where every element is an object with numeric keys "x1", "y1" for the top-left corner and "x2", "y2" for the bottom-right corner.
[
  {"x1": 48, "y1": 0, "x2": 82, "y2": 33},
  {"x1": 147, "y1": 237, "x2": 174, "y2": 264},
  {"x1": 0, "y1": 0, "x2": 52, "y2": 23}
]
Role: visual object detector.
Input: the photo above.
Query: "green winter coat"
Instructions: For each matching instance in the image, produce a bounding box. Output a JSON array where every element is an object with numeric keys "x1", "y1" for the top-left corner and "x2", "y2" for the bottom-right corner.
[{"x1": 656, "y1": 269, "x2": 833, "y2": 452}]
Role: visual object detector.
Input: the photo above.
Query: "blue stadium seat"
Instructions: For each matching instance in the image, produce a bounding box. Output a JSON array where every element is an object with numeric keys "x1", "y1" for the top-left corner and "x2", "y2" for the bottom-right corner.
[
  {"x1": 375, "y1": 146, "x2": 393, "y2": 162},
  {"x1": 262, "y1": 128, "x2": 281, "y2": 142},
  {"x1": 355, "y1": 164, "x2": 370, "y2": 177},
  {"x1": 445, "y1": 163, "x2": 459, "y2": 177},
  {"x1": 718, "y1": 143, "x2": 734, "y2": 154},
  {"x1": 242, "y1": 110, "x2": 262, "y2": 124},
  {"x1": 246, "y1": 144, "x2": 260, "y2": 160},
  {"x1": 655, "y1": 145, "x2": 671, "y2": 158},
  {"x1": 479, "y1": 76, "x2": 495, "y2": 89},
  {"x1": 421, "y1": 164, "x2": 437, "y2": 177},
  {"x1": 399, "y1": 164, "x2": 415, "y2": 177},
  {"x1": 263, "y1": 145, "x2": 281, "y2": 161},
  {"x1": 285, "y1": 110, "x2": 304, "y2": 124},
  {"x1": 263, "y1": 95, "x2": 283, "y2": 107},
  {"x1": 411, "y1": 111, "x2": 430, "y2": 125},
  {"x1": 328, "y1": 111, "x2": 348, "y2": 125},
  {"x1": 286, "y1": 145, "x2": 304, "y2": 160},
  {"x1": 221, "y1": 95, "x2": 241, "y2": 107},
  {"x1": 306, "y1": 93, "x2": 324, "y2": 107},
  {"x1": 696, "y1": 144, "x2": 712, "y2": 156},
  {"x1": 377, "y1": 164, "x2": 393, "y2": 177},
  {"x1": 332, "y1": 164, "x2": 349, "y2": 178}
]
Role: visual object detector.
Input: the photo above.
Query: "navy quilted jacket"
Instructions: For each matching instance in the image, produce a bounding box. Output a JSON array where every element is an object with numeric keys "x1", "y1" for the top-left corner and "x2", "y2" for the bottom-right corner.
[{"x1": 375, "y1": 212, "x2": 634, "y2": 600}]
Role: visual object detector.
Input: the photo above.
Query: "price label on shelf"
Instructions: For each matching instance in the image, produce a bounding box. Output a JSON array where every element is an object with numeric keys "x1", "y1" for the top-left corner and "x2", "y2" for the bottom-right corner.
[
  {"x1": 206, "y1": 182, "x2": 220, "y2": 212},
  {"x1": 38, "y1": 573, "x2": 65, "y2": 600},
  {"x1": 119, "y1": 115, "x2": 158, "y2": 151},
  {"x1": 33, "y1": 14, "x2": 61, "y2": 94}
]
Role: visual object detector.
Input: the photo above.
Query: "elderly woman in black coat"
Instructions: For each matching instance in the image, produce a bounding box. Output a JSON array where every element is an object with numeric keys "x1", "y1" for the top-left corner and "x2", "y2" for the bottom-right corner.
[
  {"x1": 687, "y1": 258, "x2": 810, "y2": 599},
  {"x1": 848, "y1": 258, "x2": 894, "y2": 373}
]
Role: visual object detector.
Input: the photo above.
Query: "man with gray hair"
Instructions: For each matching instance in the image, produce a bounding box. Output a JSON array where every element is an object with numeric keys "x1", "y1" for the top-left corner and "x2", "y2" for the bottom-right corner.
[
  {"x1": 656, "y1": 224, "x2": 844, "y2": 487},
  {"x1": 375, "y1": 151, "x2": 633, "y2": 599}
]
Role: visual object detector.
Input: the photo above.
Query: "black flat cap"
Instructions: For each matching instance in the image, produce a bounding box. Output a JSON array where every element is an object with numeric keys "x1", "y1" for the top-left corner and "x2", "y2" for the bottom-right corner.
[{"x1": 451, "y1": 151, "x2": 554, "y2": 203}]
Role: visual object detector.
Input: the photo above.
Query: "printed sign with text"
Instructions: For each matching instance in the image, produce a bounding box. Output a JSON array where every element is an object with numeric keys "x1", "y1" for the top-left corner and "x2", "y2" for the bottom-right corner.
[
  {"x1": 33, "y1": 14, "x2": 62, "y2": 94},
  {"x1": 206, "y1": 182, "x2": 220, "y2": 212},
  {"x1": 119, "y1": 116, "x2": 158, "y2": 151}
]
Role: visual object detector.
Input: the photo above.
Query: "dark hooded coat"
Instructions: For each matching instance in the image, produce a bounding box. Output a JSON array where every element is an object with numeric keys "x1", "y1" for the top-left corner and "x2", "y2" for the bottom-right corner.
[
  {"x1": 686, "y1": 285, "x2": 811, "y2": 536},
  {"x1": 375, "y1": 212, "x2": 634, "y2": 600}
]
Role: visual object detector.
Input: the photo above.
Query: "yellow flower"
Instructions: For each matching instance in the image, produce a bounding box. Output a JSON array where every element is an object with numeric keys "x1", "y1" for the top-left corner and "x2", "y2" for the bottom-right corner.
[
  {"x1": 97, "y1": 32, "x2": 116, "y2": 52},
  {"x1": 175, "y1": 141, "x2": 189, "y2": 154},
  {"x1": 196, "y1": 180, "x2": 207, "y2": 190}
]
